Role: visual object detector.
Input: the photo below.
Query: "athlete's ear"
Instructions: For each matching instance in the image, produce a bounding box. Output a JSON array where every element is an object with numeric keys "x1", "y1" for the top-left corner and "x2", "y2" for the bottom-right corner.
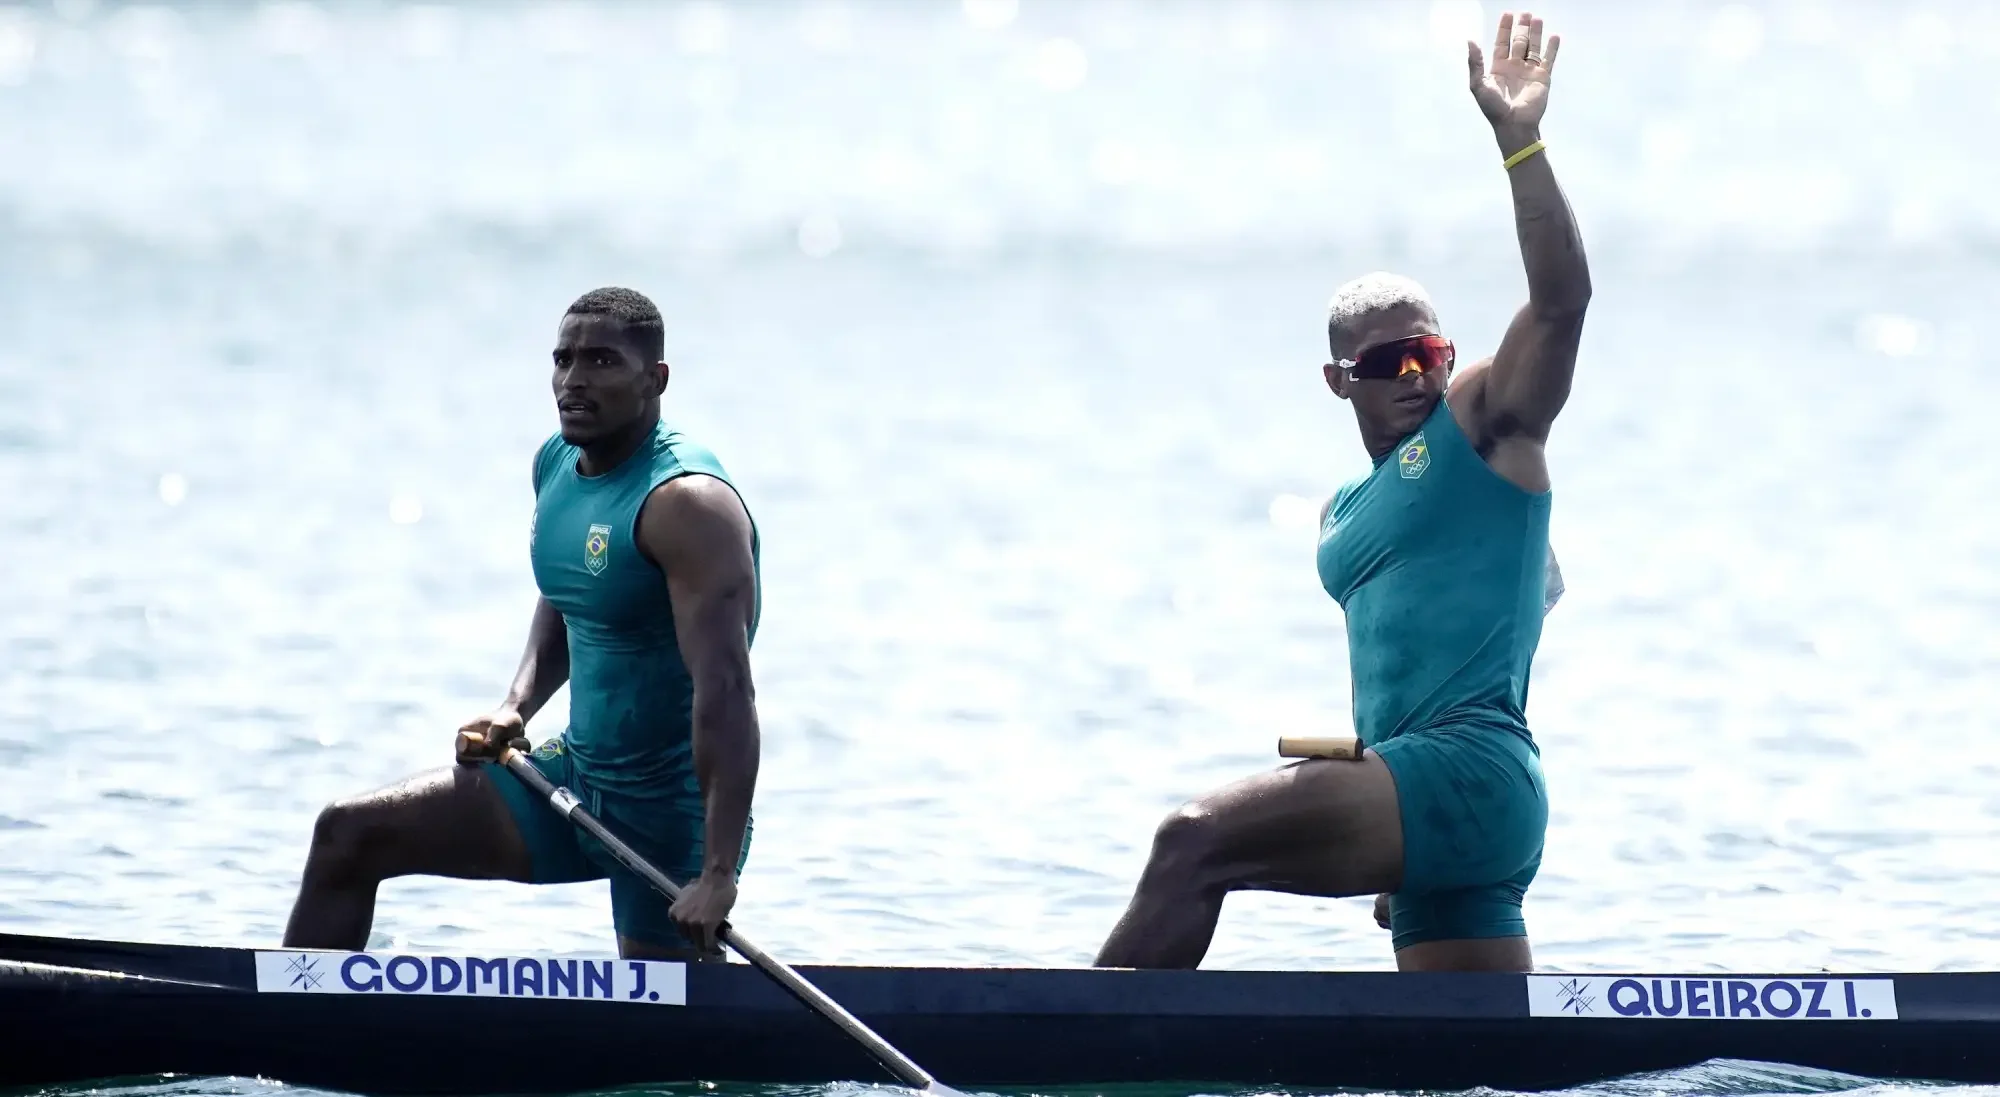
[{"x1": 1324, "y1": 363, "x2": 1351, "y2": 401}]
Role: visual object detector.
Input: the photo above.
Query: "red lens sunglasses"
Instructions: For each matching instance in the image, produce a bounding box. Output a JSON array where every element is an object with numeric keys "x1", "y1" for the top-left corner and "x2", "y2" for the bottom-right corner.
[{"x1": 1333, "y1": 334, "x2": 1455, "y2": 381}]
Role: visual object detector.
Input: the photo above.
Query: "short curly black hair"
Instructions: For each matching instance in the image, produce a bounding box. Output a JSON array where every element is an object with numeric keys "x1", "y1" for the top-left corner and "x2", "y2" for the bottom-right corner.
[{"x1": 565, "y1": 286, "x2": 665, "y2": 362}]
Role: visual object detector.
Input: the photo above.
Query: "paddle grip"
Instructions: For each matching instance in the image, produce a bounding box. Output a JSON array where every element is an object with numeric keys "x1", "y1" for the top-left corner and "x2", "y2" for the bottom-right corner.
[
  {"x1": 494, "y1": 733, "x2": 951, "y2": 1093},
  {"x1": 455, "y1": 729, "x2": 531, "y2": 763},
  {"x1": 1277, "y1": 735, "x2": 1365, "y2": 761}
]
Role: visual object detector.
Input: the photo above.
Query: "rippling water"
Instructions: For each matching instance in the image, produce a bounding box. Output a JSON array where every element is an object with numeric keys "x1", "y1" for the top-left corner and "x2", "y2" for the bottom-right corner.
[{"x1": 3, "y1": 0, "x2": 1999, "y2": 1094}]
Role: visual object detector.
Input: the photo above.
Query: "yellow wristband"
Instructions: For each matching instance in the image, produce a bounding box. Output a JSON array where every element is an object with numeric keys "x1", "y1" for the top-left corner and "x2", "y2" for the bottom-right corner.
[{"x1": 1502, "y1": 140, "x2": 1546, "y2": 170}]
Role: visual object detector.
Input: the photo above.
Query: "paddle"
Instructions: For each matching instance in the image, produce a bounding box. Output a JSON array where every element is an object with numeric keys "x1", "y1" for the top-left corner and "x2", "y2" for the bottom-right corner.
[{"x1": 466, "y1": 734, "x2": 967, "y2": 1097}]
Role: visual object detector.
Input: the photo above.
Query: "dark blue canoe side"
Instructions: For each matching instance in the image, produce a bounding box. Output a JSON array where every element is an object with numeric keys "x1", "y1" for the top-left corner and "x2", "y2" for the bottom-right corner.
[{"x1": 4, "y1": 931, "x2": 1999, "y2": 1094}]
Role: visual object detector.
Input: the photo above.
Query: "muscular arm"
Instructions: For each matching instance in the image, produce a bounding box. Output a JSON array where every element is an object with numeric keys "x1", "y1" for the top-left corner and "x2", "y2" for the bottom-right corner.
[
  {"x1": 502, "y1": 597, "x2": 570, "y2": 723},
  {"x1": 509, "y1": 445, "x2": 572, "y2": 724},
  {"x1": 635, "y1": 475, "x2": 760, "y2": 883},
  {"x1": 1476, "y1": 124, "x2": 1591, "y2": 443}
]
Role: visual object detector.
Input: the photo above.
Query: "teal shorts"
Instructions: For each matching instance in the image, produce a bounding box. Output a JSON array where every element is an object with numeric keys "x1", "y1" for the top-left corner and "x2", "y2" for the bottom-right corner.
[
  {"x1": 486, "y1": 736, "x2": 750, "y2": 951},
  {"x1": 1372, "y1": 723, "x2": 1546, "y2": 951}
]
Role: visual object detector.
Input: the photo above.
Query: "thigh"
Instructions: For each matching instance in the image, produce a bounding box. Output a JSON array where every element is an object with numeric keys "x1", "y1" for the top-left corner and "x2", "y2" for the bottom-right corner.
[
  {"x1": 1387, "y1": 868, "x2": 1536, "y2": 958},
  {"x1": 1390, "y1": 854, "x2": 1540, "y2": 971},
  {"x1": 1182, "y1": 752, "x2": 1406, "y2": 899},
  {"x1": 609, "y1": 875, "x2": 713, "y2": 961},
  {"x1": 597, "y1": 805, "x2": 754, "y2": 958},
  {"x1": 1378, "y1": 729, "x2": 1545, "y2": 971},
  {"x1": 324, "y1": 763, "x2": 534, "y2": 883},
  {"x1": 1373, "y1": 728, "x2": 1545, "y2": 895},
  {"x1": 483, "y1": 742, "x2": 603, "y2": 886}
]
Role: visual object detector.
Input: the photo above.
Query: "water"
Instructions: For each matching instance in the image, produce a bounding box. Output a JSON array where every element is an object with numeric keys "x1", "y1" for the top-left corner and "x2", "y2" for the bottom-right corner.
[
  {"x1": 12, "y1": 1064, "x2": 1997, "y2": 1097},
  {"x1": 2, "y1": 0, "x2": 1998, "y2": 1093}
]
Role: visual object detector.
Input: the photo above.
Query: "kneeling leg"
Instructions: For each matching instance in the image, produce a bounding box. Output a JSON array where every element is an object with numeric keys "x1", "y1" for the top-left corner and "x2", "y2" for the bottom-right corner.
[
  {"x1": 1094, "y1": 754, "x2": 1405, "y2": 969},
  {"x1": 282, "y1": 764, "x2": 533, "y2": 950}
]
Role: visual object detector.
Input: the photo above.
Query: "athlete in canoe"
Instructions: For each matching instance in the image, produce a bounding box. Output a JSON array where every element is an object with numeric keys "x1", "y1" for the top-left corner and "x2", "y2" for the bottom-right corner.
[
  {"x1": 1096, "y1": 11, "x2": 1589, "y2": 972},
  {"x1": 283, "y1": 287, "x2": 762, "y2": 961}
]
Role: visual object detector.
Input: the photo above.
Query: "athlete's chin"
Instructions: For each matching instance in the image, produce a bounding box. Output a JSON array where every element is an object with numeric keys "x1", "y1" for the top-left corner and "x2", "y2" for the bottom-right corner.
[
  {"x1": 1364, "y1": 401, "x2": 1434, "y2": 438},
  {"x1": 557, "y1": 419, "x2": 602, "y2": 446}
]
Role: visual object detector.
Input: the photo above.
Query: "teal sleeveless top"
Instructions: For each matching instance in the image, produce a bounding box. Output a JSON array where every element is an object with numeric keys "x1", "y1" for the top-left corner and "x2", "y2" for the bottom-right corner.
[
  {"x1": 1316, "y1": 400, "x2": 1551, "y2": 747},
  {"x1": 528, "y1": 419, "x2": 760, "y2": 811}
]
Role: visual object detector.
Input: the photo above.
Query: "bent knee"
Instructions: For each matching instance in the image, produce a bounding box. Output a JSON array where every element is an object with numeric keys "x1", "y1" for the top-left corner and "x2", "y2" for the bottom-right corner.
[
  {"x1": 1146, "y1": 802, "x2": 1222, "y2": 874},
  {"x1": 306, "y1": 800, "x2": 393, "y2": 882}
]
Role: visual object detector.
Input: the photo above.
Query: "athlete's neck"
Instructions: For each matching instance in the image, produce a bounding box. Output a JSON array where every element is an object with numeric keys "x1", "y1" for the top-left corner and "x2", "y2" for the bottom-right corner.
[
  {"x1": 1360, "y1": 422, "x2": 1402, "y2": 462},
  {"x1": 1357, "y1": 398, "x2": 1440, "y2": 462},
  {"x1": 576, "y1": 412, "x2": 658, "y2": 477}
]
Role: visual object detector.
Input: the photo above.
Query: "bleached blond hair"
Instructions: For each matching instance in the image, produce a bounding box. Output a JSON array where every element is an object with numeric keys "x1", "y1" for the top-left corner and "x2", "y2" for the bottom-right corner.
[{"x1": 1325, "y1": 271, "x2": 1437, "y2": 354}]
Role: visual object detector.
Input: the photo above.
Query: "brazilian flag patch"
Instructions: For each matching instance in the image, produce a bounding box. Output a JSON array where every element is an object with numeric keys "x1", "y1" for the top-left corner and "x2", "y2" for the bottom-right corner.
[{"x1": 1398, "y1": 433, "x2": 1431, "y2": 480}]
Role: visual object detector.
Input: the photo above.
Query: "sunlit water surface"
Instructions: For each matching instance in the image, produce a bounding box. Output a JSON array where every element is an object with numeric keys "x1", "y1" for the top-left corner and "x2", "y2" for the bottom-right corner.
[{"x1": 3, "y1": 1, "x2": 1999, "y2": 1095}]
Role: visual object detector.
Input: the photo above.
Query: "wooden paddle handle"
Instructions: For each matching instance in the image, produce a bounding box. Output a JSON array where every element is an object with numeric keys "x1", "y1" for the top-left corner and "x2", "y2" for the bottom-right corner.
[
  {"x1": 455, "y1": 730, "x2": 530, "y2": 763},
  {"x1": 1278, "y1": 735, "x2": 1365, "y2": 761}
]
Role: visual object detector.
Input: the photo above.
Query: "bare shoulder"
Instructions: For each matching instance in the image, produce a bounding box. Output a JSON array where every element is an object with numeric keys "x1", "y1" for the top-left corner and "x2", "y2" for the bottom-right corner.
[
  {"x1": 646, "y1": 473, "x2": 749, "y2": 518},
  {"x1": 1450, "y1": 354, "x2": 1496, "y2": 394},
  {"x1": 1447, "y1": 354, "x2": 1497, "y2": 440},
  {"x1": 636, "y1": 475, "x2": 754, "y2": 565}
]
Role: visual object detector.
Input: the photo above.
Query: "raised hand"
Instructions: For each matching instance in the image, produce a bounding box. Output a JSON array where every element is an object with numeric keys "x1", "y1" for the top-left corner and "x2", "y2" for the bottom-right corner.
[{"x1": 1468, "y1": 11, "x2": 1559, "y2": 134}]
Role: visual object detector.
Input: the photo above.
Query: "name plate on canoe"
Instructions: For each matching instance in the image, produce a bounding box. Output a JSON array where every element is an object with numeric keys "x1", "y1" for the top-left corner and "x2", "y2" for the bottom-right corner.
[
  {"x1": 253, "y1": 950, "x2": 686, "y2": 1005},
  {"x1": 1527, "y1": 974, "x2": 1897, "y2": 1020}
]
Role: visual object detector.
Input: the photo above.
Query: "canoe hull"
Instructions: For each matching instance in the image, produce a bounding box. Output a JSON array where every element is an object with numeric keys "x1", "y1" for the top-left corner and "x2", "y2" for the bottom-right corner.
[{"x1": 4, "y1": 932, "x2": 1996, "y2": 1094}]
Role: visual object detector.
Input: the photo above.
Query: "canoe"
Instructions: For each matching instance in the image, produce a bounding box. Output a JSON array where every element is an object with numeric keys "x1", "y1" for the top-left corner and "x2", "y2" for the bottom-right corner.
[{"x1": 3, "y1": 931, "x2": 1993, "y2": 1094}]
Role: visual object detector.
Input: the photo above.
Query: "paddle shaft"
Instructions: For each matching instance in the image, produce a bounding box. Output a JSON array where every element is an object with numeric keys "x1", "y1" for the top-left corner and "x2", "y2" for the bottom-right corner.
[{"x1": 494, "y1": 747, "x2": 947, "y2": 1094}]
